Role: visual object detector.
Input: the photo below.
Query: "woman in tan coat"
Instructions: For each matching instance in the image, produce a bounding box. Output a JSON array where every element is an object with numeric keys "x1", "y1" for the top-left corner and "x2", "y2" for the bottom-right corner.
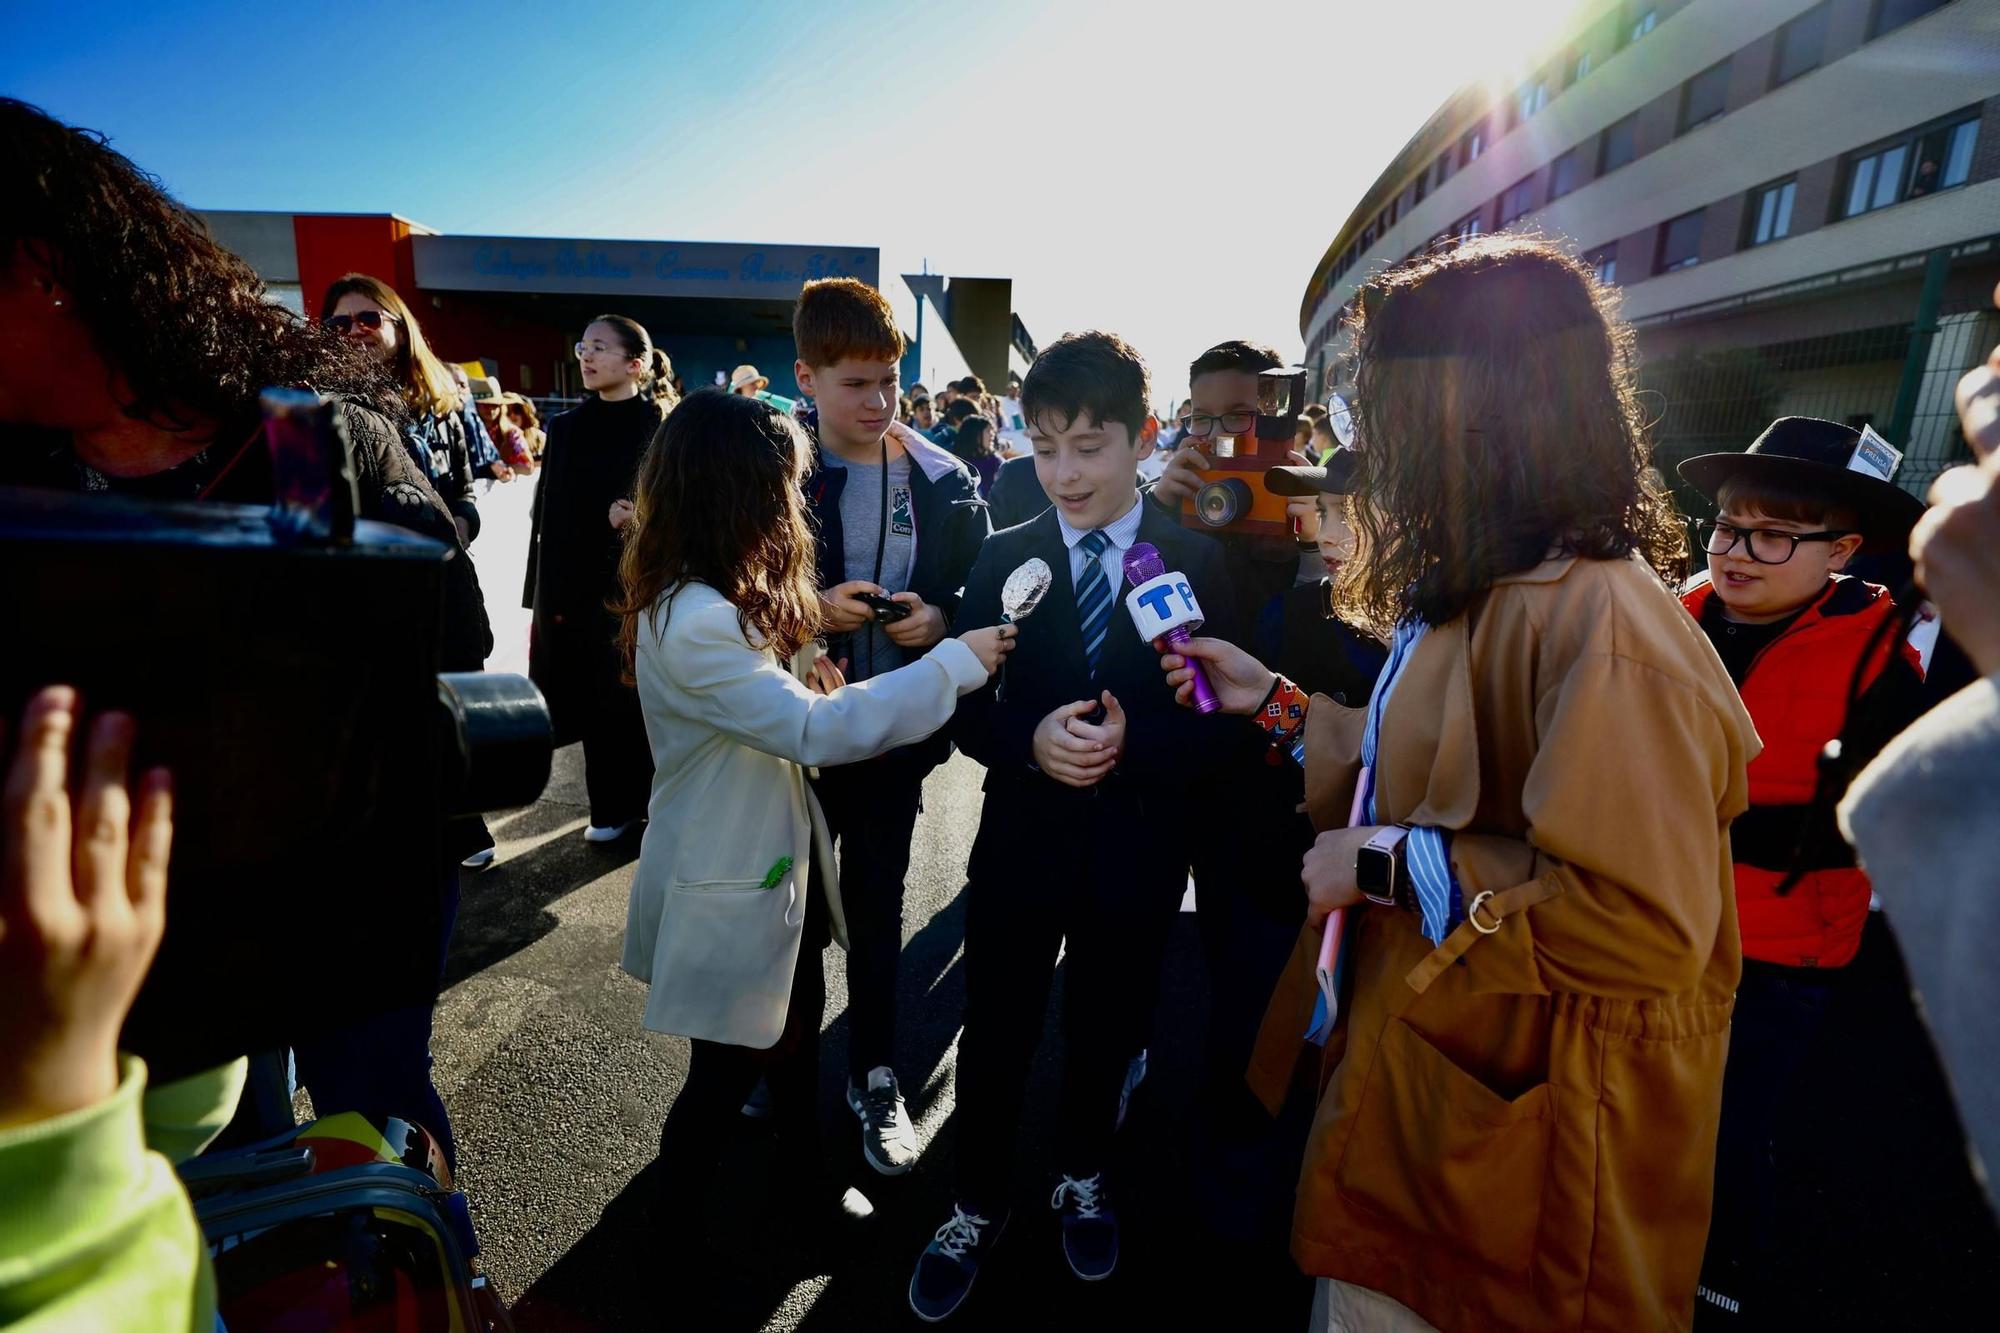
[{"x1": 1163, "y1": 236, "x2": 1760, "y2": 1332}]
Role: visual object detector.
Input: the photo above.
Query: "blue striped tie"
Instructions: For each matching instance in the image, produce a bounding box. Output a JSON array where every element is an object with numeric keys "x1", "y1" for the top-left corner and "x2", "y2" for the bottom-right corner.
[{"x1": 1076, "y1": 529, "x2": 1114, "y2": 677}]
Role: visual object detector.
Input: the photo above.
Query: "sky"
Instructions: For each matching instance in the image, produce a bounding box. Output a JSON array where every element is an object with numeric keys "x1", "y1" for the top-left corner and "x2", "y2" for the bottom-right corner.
[{"x1": 3, "y1": 0, "x2": 1591, "y2": 403}]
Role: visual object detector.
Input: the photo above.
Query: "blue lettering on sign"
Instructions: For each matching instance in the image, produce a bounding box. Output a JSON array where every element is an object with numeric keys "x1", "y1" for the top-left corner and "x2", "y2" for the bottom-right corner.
[
  {"x1": 1136, "y1": 585, "x2": 1174, "y2": 621},
  {"x1": 1177, "y1": 581, "x2": 1197, "y2": 612},
  {"x1": 654, "y1": 249, "x2": 731, "y2": 283},
  {"x1": 471, "y1": 245, "x2": 549, "y2": 282}
]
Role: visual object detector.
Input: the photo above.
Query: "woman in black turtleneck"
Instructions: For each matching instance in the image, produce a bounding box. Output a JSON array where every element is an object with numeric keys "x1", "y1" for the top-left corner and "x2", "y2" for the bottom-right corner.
[{"x1": 524, "y1": 315, "x2": 675, "y2": 841}]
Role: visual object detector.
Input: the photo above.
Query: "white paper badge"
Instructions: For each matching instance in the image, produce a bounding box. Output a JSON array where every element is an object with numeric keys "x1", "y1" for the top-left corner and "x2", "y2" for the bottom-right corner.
[{"x1": 1850, "y1": 425, "x2": 1904, "y2": 482}]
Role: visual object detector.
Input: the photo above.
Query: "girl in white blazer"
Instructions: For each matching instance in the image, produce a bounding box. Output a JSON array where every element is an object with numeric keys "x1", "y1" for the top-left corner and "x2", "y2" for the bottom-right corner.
[{"x1": 612, "y1": 391, "x2": 1014, "y2": 1229}]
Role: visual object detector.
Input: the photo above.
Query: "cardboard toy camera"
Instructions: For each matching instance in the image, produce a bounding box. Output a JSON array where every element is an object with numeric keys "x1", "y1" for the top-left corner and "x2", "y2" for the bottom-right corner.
[
  {"x1": 0, "y1": 392, "x2": 552, "y2": 1079},
  {"x1": 1178, "y1": 365, "x2": 1310, "y2": 539}
]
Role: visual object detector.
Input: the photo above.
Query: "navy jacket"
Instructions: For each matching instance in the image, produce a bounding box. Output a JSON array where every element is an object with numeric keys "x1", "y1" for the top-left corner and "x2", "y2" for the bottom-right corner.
[{"x1": 986, "y1": 454, "x2": 1050, "y2": 532}]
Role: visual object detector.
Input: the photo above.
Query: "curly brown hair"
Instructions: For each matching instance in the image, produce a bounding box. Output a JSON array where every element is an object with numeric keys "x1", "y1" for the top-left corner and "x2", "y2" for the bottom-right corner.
[
  {"x1": 1335, "y1": 233, "x2": 1686, "y2": 631},
  {"x1": 615, "y1": 390, "x2": 823, "y2": 678},
  {"x1": 0, "y1": 98, "x2": 399, "y2": 434}
]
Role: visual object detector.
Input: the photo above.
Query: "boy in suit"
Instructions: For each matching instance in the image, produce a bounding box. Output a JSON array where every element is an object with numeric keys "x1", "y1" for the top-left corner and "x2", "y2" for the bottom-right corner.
[{"x1": 908, "y1": 332, "x2": 1237, "y2": 1321}]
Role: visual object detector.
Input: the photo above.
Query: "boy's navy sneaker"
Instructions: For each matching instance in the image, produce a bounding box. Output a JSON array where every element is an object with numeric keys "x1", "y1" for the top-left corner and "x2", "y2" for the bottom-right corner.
[
  {"x1": 1051, "y1": 1172, "x2": 1118, "y2": 1281},
  {"x1": 908, "y1": 1203, "x2": 1006, "y2": 1322}
]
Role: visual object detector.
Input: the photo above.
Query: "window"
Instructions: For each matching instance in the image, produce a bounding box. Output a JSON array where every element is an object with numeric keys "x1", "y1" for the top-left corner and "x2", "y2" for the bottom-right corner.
[
  {"x1": 1655, "y1": 210, "x2": 1704, "y2": 273},
  {"x1": 1362, "y1": 219, "x2": 1379, "y2": 248},
  {"x1": 1414, "y1": 169, "x2": 1429, "y2": 205},
  {"x1": 1454, "y1": 211, "x2": 1484, "y2": 243},
  {"x1": 1746, "y1": 178, "x2": 1797, "y2": 246},
  {"x1": 1460, "y1": 123, "x2": 1486, "y2": 169},
  {"x1": 1498, "y1": 175, "x2": 1537, "y2": 227},
  {"x1": 1570, "y1": 47, "x2": 1594, "y2": 84},
  {"x1": 1843, "y1": 113, "x2": 1980, "y2": 217},
  {"x1": 1599, "y1": 114, "x2": 1639, "y2": 174},
  {"x1": 1434, "y1": 150, "x2": 1455, "y2": 188},
  {"x1": 1772, "y1": 3, "x2": 1829, "y2": 86},
  {"x1": 1680, "y1": 59, "x2": 1731, "y2": 133},
  {"x1": 1627, "y1": 6, "x2": 1659, "y2": 45},
  {"x1": 1869, "y1": 0, "x2": 1950, "y2": 40},
  {"x1": 1548, "y1": 148, "x2": 1585, "y2": 200},
  {"x1": 1517, "y1": 79, "x2": 1550, "y2": 124},
  {"x1": 1585, "y1": 244, "x2": 1618, "y2": 285}
]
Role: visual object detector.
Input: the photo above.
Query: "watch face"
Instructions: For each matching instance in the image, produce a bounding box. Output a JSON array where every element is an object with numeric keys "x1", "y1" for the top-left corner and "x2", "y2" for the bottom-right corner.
[{"x1": 1357, "y1": 845, "x2": 1395, "y2": 901}]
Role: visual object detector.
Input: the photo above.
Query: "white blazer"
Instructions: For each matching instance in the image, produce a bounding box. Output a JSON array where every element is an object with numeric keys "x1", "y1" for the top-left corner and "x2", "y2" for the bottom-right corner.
[{"x1": 621, "y1": 581, "x2": 987, "y2": 1047}]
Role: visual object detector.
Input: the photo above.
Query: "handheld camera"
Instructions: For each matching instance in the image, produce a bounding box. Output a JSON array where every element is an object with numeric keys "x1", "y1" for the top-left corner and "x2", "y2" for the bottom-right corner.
[{"x1": 1178, "y1": 365, "x2": 1310, "y2": 539}]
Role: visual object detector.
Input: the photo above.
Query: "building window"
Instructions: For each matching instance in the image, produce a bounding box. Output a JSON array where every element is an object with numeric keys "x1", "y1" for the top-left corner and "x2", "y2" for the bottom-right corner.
[
  {"x1": 1655, "y1": 210, "x2": 1704, "y2": 272},
  {"x1": 1570, "y1": 47, "x2": 1593, "y2": 84},
  {"x1": 1455, "y1": 211, "x2": 1484, "y2": 243},
  {"x1": 1498, "y1": 175, "x2": 1537, "y2": 227},
  {"x1": 1626, "y1": 6, "x2": 1659, "y2": 46},
  {"x1": 1869, "y1": 0, "x2": 1950, "y2": 40},
  {"x1": 1585, "y1": 244, "x2": 1618, "y2": 285},
  {"x1": 1679, "y1": 59, "x2": 1731, "y2": 134},
  {"x1": 1517, "y1": 79, "x2": 1550, "y2": 124},
  {"x1": 1548, "y1": 148, "x2": 1584, "y2": 200},
  {"x1": 1599, "y1": 114, "x2": 1639, "y2": 174},
  {"x1": 1746, "y1": 177, "x2": 1797, "y2": 246},
  {"x1": 1772, "y1": 3, "x2": 1830, "y2": 86},
  {"x1": 1460, "y1": 123, "x2": 1486, "y2": 168},
  {"x1": 1434, "y1": 150, "x2": 1455, "y2": 188},
  {"x1": 1843, "y1": 113, "x2": 1980, "y2": 217},
  {"x1": 1414, "y1": 169, "x2": 1429, "y2": 206}
]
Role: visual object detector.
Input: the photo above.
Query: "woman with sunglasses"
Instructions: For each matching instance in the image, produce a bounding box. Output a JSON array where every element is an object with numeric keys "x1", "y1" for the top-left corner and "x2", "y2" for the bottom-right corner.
[
  {"x1": 523, "y1": 315, "x2": 674, "y2": 844},
  {"x1": 320, "y1": 274, "x2": 484, "y2": 546}
]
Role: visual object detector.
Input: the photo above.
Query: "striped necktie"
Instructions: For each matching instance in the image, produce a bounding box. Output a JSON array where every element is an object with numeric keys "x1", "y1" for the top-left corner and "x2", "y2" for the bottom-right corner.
[{"x1": 1076, "y1": 529, "x2": 1114, "y2": 677}]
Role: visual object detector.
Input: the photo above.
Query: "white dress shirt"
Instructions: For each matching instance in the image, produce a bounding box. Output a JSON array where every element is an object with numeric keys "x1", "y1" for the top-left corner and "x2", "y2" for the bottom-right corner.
[{"x1": 1055, "y1": 492, "x2": 1146, "y2": 595}]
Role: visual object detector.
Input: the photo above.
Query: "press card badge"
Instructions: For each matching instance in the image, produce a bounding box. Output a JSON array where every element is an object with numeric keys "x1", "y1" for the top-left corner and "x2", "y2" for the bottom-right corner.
[
  {"x1": 1850, "y1": 425, "x2": 1904, "y2": 483},
  {"x1": 995, "y1": 557, "x2": 1053, "y2": 703}
]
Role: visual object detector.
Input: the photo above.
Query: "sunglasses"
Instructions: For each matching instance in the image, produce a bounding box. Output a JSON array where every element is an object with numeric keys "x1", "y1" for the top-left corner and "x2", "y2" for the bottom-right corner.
[{"x1": 325, "y1": 310, "x2": 397, "y2": 335}]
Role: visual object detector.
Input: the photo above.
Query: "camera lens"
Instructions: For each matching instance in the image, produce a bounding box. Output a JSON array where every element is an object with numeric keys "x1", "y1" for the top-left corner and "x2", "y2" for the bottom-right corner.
[{"x1": 1195, "y1": 478, "x2": 1253, "y2": 527}]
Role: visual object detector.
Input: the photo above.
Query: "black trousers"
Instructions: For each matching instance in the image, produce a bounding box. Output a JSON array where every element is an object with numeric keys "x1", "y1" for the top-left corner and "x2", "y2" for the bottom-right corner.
[
  {"x1": 811, "y1": 756, "x2": 925, "y2": 1083},
  {"x1": 536, "y1": 612, "x2": 652, "y2": 828},
  {"x1": 952, "y1": 788, "x2": 1186, "y2": 1214}
]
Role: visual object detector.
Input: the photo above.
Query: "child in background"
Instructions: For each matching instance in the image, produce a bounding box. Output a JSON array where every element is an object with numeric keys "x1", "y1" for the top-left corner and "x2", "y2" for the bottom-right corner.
[
  {"x1": 1677, "y1": 417, "x2": 1927, "y2": 1325},
  {"x1": 1261, "y1": 446, "x2": 1389, "y2": 706}
]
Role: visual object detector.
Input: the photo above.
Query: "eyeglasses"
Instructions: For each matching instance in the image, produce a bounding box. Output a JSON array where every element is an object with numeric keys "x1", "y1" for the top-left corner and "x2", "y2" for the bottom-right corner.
[
  {"x1": 574, "y1": 341, "x2": 638, "y2": 359},
  {"x1": 325, "y1": 310, "x2": 396, "y2": 335},
  {"x1": 1699, "y1": 521, "x2": 1854, "y2": 566},
  {"x1": 1178, "y1": 410, "x2": 1257, "y2": 438}
]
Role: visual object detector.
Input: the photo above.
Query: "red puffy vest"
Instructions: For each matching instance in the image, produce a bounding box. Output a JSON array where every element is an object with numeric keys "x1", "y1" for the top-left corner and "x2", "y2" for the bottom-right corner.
[{"x1": 1682, "y1": 577, "x2": 1917, "y2": 969}]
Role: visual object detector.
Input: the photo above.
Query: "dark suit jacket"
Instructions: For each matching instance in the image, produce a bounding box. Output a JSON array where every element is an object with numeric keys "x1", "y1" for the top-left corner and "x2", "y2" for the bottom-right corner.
[
  {"x1": 985, "y1": 454, "x2": 1049, "y2": 532},
  {"x1": 953, "y1": 499, "x2": 1249, "y2": 880}
]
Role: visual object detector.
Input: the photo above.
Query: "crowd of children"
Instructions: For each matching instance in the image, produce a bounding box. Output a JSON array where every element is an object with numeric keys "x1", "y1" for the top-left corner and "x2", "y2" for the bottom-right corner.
[{"x1": 7, "y1": 151, "x2": 2000, "y2": 1331}]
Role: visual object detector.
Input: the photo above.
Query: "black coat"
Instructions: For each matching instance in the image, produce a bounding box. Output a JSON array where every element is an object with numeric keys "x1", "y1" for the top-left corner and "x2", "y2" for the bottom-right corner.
[
  {"x1": 985, "y1": 454, "x2": 1049, "y2": 532},
  {"x1": 952, "y1": 502, "x2": 1250, "y2": 873}
]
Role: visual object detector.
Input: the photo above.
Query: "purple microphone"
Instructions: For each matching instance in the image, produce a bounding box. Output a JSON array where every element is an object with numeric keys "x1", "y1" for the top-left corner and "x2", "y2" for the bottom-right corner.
[{"x1": 1122, "y1": 542, "x2": 1219, "y2": 714}]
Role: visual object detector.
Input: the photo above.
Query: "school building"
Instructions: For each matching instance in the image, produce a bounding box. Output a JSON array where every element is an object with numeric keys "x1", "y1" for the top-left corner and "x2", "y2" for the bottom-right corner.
[
  {"x1": 1299, "y1": 0, "x2": 2000, "y2": 499},
  {"x1": 201, "y1": 210, "x2": 1027, "y2": 406}
]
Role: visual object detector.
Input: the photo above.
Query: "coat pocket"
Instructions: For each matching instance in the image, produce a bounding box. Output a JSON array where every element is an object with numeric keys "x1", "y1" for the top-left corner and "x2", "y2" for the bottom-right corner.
[
  {"x1": 1335, "y1": 1017, "x2": 1553, "y2": 1276},
  {"x1": 652, "y1": 873, "x2": 802, "y2": 1048}
]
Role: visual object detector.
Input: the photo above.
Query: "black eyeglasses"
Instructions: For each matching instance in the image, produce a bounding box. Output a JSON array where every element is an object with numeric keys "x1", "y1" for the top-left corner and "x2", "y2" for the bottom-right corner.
[
  {"x1": 325, "y1": 310, "x2": 396, "y2": 335},
  {"x1": 1699, "y1": 520, "x2": 1854, "y2": 566},
  {"x1": 1178, "y1": 410, "x2": 1257, "y2": 438}
]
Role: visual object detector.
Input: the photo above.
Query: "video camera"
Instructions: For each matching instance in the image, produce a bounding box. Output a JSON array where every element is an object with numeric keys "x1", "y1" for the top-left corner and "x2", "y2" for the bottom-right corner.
[
  {"x1": 1177, "y1": 365, "x2": 1311, "y2": 539},
  {"x1": 0, "y1": 392, "x2": 552, "y2": 1079}
]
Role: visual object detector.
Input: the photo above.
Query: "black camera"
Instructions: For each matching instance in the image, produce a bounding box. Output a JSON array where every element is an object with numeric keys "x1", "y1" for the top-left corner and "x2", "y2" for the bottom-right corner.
[{"x1": 0, "y1": 394, "x2": 552, "y2": 1078}]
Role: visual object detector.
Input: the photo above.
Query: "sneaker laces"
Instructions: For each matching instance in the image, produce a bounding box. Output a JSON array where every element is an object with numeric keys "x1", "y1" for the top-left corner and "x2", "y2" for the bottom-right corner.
[
  {"x1": 1051, "y1": 1173, "x2": 1105, "y2": 1220},
  {"x1": 856, "y1": 1081, "x2": 904, "y2": 1127},
  {"x1": 931, "y1": 1205, "x2": 992, "y2": 1261}
]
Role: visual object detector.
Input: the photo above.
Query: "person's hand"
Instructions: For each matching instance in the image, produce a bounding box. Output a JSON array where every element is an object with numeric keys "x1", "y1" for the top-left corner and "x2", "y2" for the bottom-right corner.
[
  {"x1": 1033, "y1": 698, "x2": 1118, "y2": 787},
  {"x1": 489, "y1": 461, "x2": 515, "y2": 482},
  {"x1": 955, "y1": 622, "x2": 1018, "y2": 675},
  {"x1": 1067, "y1": 690, "x2": 1126, "y2": 761},
  {"x1": 1951, "y1": 289, "x2": 1999, "y2": 459},
  {"x1": 804, "y1": 654, "x2": 848, "y2": 696},
  {"x1": 1283, "y1": 449, "x2": 1322, "y2": 541},
  {"x1": 886, "y1": 591, "x2": 948, "y2": 649},
  {"x1": 821, "y1": 579, "x2": 885, "y2": 634},
  {"x1": 1151, "y1": 442, "x2": 1211, "y2": 509},
  {"x1": 608, "y1": 498, "x2": 635, "y2": 530},
  {"x1": 1302, "y1": 825, "x2": 1376, "y2": 931},
  {"x1": 0, "y1": 687, "x2": 173, "y2": 1129},
  {"x1": 1911, "y1": 311, "x2": 2000, "y2": 674},
  {"x1": 1156, "y1": 636, "x2": 1278, "y2": 715}
]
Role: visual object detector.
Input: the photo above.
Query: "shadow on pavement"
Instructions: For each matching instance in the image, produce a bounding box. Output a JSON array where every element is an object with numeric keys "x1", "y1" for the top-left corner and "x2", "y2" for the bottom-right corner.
[{"x1": 445, "y1": 804, "x2": 640, "y2": 989}]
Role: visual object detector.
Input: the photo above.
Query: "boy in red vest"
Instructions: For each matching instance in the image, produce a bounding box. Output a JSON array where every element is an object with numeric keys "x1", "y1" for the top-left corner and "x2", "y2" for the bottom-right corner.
[{"x1": 1677, "y1": 416, "x2": 1927, "y2": 1326}]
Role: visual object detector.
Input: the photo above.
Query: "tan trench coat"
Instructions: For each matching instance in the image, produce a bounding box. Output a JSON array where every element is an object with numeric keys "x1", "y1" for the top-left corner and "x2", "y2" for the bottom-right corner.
[{"x1": 1250, "y1": 553, "x2": 1760, "y2": 1332}]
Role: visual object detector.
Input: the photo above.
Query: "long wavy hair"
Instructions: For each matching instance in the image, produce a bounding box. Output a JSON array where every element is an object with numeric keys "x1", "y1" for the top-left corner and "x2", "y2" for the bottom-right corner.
[
  {"x1": 0, "y1": 98, "x2": 398, "y2": 433},
  {"x1": 320, "y1": 273, "x2": 460, "y2": 419},
  {"x1": 1335, "y1": 233, "x2": 1686, "y2": 631},
  {"x1": 615, "y1": 390, "x2": 823, "y2": 678}
]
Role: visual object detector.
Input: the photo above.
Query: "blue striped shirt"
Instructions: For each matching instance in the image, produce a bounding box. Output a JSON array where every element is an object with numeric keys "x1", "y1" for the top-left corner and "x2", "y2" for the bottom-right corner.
[{"x1": 1360, "y1": 620, "x2": 1465, "y2": 945}]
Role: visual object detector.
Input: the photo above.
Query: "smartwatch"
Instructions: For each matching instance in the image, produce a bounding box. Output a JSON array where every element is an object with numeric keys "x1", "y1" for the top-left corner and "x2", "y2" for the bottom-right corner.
[{"x1": 1357, "y1": 825, "x2": 1413, "y2": 910}]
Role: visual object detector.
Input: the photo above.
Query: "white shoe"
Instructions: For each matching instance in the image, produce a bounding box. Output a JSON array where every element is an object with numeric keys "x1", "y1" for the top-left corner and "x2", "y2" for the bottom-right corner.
[
  {"x1": 583, "y1": 819, "x2": 640, "y2": 843},
  {"x1": 847, "y1": 1068, "x2": 918, "y2": 1176},
  {"x1": 459, "y1": 845, "x2": 497, "y2": 871}
]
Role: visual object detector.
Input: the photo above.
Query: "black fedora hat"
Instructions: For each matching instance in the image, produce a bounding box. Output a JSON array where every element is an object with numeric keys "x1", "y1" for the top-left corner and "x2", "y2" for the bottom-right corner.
[
  {"x1": 1266, "y1": 445, "x2": 1360, "y2": 497},
  {"x1": 1677, "y1": 417, "x2": 1924, "y2": 551}
]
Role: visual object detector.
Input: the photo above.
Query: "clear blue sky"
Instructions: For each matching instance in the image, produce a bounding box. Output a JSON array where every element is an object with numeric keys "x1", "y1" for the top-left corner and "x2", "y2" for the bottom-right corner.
[{"x1": 4, "y1": 0, "x2": 1586, "y2": 401}]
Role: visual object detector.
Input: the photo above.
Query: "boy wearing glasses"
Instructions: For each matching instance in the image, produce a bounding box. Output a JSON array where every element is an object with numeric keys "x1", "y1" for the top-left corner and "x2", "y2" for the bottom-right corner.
[{"x1": 1676, "y1": 415, "x2": 1927, "y2": 1323}]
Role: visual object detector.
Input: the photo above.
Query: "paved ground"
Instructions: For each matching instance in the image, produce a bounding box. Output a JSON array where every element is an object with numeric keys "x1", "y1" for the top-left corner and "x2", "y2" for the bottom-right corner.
[{"x1": 443, "y1": 475, "x2": 1999, "y2": 1332}]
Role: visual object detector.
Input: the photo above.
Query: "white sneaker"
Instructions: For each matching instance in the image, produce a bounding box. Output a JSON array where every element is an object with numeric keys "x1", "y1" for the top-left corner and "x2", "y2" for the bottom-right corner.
[
  {"x1": 583, "y1": 819, "x2": 640, "y2": 843},
  {"x1": 847, "y1": 1068, "x2": 918, "y2": 1176},
  {"x1": 1116, "y1": 1049, "x2": 1148, "y2": 1130},
  {"x1": 459, "y1": 845, "x2": 497, "y2": 871}
]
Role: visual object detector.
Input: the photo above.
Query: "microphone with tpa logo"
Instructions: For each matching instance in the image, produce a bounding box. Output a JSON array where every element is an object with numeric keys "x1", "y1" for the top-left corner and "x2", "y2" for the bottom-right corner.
[{"x1": 1121, "y1": 541, "x2": 1219, "y2": 714}]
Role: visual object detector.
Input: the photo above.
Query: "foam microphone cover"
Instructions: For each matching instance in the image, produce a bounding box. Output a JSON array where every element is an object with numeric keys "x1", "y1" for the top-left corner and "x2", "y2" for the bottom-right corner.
[{"x1": 1123, "y1": 541, "x2": 1166, "y2": 585}]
